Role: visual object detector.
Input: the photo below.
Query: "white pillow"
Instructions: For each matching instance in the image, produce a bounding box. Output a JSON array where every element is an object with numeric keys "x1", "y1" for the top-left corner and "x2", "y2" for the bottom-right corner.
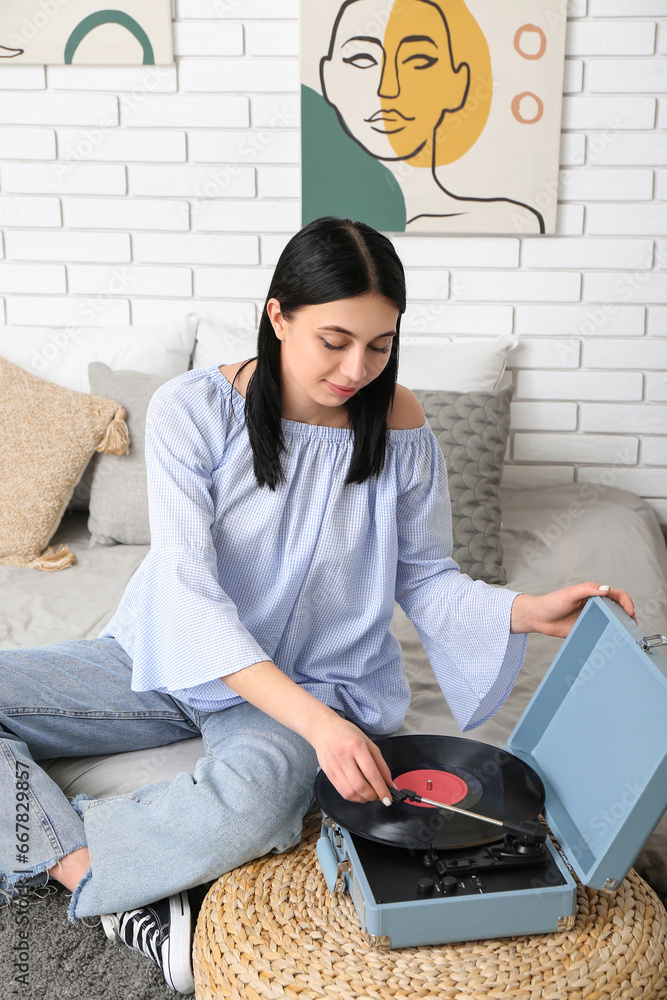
[
  {"x1": 190, "y1": 314, "x2": 257, "y2": 370},
  {"x1": 398, "y1": 335, "x2": 517, "y2": 392},
  {"x1": 0, "y1": 322, "x2": 196, "y2": 392}
]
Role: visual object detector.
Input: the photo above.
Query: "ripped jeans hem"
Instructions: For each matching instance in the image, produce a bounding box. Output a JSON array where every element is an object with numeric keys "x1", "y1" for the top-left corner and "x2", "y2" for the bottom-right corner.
[
  {"x1": 0, "y1": 838, "x2": 88, "y2": 909},
  {"x1": 67, "y1": 866, "x2": 93, "y2": 924},
  {"x1": 70, "y1": 792, "x2": 94, "y2": 819}
]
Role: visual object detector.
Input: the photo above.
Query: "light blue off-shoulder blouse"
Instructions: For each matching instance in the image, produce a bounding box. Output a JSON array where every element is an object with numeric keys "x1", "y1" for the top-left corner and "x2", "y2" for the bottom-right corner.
[{"x1": 99, "y1": 365, "x2": 527, "y2": 734}]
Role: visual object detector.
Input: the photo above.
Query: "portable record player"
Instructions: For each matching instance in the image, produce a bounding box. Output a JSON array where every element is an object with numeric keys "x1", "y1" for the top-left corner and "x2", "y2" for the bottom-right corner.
[{"x1": 315, "y1": 597, "x2": 667, "y2": 948}]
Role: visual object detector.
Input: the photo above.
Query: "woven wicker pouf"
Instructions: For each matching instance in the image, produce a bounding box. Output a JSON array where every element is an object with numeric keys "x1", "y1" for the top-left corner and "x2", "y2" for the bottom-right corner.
[{"x1": 193, "y1": 817, "x2": 667, "y2": 1000}]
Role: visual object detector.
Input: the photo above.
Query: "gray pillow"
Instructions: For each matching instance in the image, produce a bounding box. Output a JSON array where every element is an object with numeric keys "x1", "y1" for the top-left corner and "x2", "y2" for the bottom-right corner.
[
  {"x1": 87, "y1": 363, "x2": 171, "y2": 546},
  {"x1": 414, "y1": 386, "x2": 513, "y2": 585}
]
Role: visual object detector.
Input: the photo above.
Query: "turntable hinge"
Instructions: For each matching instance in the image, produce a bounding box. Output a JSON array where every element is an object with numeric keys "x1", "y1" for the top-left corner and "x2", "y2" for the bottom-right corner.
[
  {"x1": 637, "y1": 633, "x2": 667, "y2": 654},
  {"x1": 365, "y1": 933, "x2": 391, "y2": 950},
  {"x1": 321, "y1": 817, "x2": 344, "y2": 850},
  {"x1": 558, "y1": 914, "x2": 576, "y2": 931},
  {"x1": 335, "y1": 859, "x2": 353, "y2": 893}
]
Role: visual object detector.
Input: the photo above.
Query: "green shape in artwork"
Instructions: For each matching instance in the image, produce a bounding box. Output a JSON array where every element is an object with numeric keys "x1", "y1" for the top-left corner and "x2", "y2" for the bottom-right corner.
[
  {"x1": 64, "y1": 10, "x2": 155, "y2": 64},
  {"x1": 301, "y1": 85, "x2": 406, "y2": 232}
]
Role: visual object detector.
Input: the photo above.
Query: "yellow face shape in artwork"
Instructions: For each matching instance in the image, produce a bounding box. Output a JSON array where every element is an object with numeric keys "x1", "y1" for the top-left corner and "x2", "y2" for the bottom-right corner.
[{"x1": 321, "y1": 0, "x2": 490, "y2": 168}]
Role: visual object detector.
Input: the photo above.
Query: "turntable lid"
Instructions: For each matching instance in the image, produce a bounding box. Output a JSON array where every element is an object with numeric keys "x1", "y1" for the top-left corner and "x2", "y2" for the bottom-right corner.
[{"x1": 506, "y1": 596, "x2": 667, "y2": 891}]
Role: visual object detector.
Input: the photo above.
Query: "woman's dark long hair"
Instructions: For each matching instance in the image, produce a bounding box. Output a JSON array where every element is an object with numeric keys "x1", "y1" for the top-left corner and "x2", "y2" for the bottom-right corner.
[{"x1": 243, "y1": 217, "x2": 406, "y2": 490}]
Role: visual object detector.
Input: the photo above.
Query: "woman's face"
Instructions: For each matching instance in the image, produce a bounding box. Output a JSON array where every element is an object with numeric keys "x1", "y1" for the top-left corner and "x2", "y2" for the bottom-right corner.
[
  {"x1": 321, "y1": 0, "x2": 468, "y2": 162},
  {"x1": 268, "y1": 293, "x2": 399, "y2": 424}
]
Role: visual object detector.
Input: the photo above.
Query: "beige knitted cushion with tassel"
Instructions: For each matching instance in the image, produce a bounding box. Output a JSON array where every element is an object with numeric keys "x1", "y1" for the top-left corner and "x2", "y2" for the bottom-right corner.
[{"x1": 0, "y1": 357, "x2": 129, "y2": 571}]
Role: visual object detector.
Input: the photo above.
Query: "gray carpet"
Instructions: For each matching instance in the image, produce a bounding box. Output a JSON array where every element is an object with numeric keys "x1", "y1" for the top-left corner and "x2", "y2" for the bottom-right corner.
[
  {"x1": 0, "y1": 882, "x2": 211, "y2": 1000},
  {"x1": 2, "y1": 875, "x2": 665, "y2": 999}
]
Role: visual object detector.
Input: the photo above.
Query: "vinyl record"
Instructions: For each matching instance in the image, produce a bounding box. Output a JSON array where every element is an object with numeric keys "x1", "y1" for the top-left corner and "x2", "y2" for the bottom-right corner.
[{"x1": 314, "y1": 734, "x2": 546, "y2": 850}]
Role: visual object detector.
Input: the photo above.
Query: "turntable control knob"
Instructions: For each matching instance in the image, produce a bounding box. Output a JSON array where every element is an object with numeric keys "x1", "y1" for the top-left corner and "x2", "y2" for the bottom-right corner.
[
  {"x1": 440, "y1": 876, "x2": 458, "y2": 896},
  {"x1": 417, "y1": 878, "x2": 435, "y2": 895}
]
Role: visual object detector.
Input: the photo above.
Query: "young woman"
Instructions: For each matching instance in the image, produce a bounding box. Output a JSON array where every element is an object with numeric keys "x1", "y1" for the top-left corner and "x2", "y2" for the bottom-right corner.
[{"x1": 0, "y1": 217, "x2": 633, "y2": 994}]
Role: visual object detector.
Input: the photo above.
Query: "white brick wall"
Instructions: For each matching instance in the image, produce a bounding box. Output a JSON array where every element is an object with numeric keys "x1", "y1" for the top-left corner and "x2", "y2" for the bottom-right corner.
[
  {"x1": 0, "y1": 265, "x2": 66, "y2": 294},
  {"x1": 132, "y1": 233, "x2": 258, "y2": 265},
  {"x1": 514, "y1": 433, "x2": 639, "y2": 464},
  {"x1": 57, "y1": 127, "x2": 186, "y2": 162},
  {"x1": 129, "y1": 164, "x2": 255, "y2": 198},
  {"x1": 5, "y1": 231, "x2": 131, "y2": 262},
  {"x1": 120, "y1": 95, "x2": 249, "y2": 128},
  {"x1": 516, "y1": 371, "x2": 644, "y2": 401},
  {"x1": 0, "y1": 129, "x2": 56, "y2": 159},
  {"x1": 511, "y1": 402, "x2": 578, "y2": 431},
  {"x1": 0, "y1": 1, "x2": 665, "y2": 525},
  {"x1": 3, "y1": 162, "x2": 127, "y2": 194},
  {"x1": 649, "y1": 306, "x2": 667, "y2": 335},
  {"x1": 69, "y1": 264, "x2": 193, "y2": 298},
  {"x1": 0, "y1": 93, "x2": 119, "y2": 125},
  {"x1": 565, "y1": 21, "x2": 657, "y2": 55}
]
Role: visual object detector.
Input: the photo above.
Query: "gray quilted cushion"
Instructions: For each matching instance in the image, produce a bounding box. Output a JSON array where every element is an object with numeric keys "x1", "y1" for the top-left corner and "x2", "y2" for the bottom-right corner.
[
  {"x1": 87, "y1": 363, "x2": 171, "y2": 545},
  {"x1": 414, "y1": 387, "x2": 513, "y2": 585}
]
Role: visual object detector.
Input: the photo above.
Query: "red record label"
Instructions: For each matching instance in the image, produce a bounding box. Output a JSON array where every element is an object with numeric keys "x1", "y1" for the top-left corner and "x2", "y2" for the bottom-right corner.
[{"x1": 393, "y1": 769, "x2": 468, "y2": 809}]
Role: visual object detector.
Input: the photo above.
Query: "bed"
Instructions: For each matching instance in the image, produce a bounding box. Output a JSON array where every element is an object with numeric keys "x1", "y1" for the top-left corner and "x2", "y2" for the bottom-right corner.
[
  {"x1": 1, "y1": 320, "x2": 665, "y2": 900},
  {"x1": 2, "y1": 481, "x2": 665, "y2": 897}
]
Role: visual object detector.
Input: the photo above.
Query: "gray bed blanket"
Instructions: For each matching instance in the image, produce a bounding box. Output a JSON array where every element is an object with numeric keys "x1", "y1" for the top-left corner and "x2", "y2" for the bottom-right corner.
[{"x1": 1, "y1": 483, "x2": 666, "y2": 893}]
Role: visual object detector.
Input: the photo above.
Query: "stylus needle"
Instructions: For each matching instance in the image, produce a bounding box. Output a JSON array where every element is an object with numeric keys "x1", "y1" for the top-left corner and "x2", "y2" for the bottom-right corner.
[{"x1": 390, "y1": 787, "x2": 545, "y2": 842}]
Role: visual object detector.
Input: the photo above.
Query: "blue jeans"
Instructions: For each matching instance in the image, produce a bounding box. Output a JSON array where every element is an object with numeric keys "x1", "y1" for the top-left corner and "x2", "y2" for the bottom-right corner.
[{"x1": 0, "y1": 637, "x2": 319, "y2": 921}]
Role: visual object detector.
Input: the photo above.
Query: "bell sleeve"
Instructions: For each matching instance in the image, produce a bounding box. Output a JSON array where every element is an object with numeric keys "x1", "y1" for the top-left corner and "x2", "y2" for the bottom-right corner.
[
  {"x1": 125, "y1": 378, "x2": 269, "y2": 694},
  {"x1": 394, "y1": 425, "x2": 528, "y2": 732}
]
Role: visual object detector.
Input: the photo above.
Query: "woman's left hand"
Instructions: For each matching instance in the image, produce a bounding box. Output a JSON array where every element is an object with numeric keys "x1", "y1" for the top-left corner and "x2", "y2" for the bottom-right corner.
[{"x1": 510, "y1": 583, "x2": 636, "y2": 638}]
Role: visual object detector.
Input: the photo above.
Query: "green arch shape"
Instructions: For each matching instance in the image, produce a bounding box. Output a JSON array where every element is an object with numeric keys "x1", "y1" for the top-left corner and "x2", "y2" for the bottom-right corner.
[{"x1": 64, "y1": 10, "x2": 155, "y2": 65}]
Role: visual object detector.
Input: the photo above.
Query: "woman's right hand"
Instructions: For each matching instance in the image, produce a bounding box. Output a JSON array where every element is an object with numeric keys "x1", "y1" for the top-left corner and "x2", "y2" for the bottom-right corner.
[
  {"x1": 221, "y1": 658, "x2": 394, "y2": 804},
  {"x1": 311, "y1": 714, "x2": 395, "y2": 805}
]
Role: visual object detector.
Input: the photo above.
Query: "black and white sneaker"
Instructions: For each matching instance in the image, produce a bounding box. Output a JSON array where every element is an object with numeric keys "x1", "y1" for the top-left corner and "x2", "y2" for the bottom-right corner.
[{"x1": 100, "y1": 891, "x2": 195, "y2": 995}]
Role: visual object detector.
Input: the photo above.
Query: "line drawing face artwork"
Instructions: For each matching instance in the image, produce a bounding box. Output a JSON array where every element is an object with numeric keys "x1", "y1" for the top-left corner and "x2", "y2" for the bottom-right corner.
[
  {"x1": 302, "y1": 0, "x2": 567, "y2": 234},
  {"x1": 322, "y1": 0, "x2": 472, "y2": 166},
  {"x1": 0, "y1": 2, "x2": 173, "y2": 65},
  {"x1": 0, "y1": 43, "x2": 24, "y2": 57}
]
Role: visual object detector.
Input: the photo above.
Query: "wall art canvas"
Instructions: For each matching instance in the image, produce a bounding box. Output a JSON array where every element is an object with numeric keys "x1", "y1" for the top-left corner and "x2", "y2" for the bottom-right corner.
[
  {"x1": 302, "y1": 0, "x2": 567, "y2": 234},
  {"x1": 0, "y1": 1, "x2": 173, "y2": 64}
]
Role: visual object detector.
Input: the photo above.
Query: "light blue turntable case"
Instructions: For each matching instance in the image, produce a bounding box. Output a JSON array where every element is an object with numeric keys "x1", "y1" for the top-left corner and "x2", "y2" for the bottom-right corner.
[
  {"x1": 506, "y1": 595, "x2": 667, "y2": 891},
  {"x1": 317, "y1": 596, "x2": 667, "y2": 946}
]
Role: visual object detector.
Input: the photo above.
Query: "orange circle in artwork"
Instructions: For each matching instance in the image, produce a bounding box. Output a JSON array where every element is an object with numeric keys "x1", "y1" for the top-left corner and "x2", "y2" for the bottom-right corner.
[
  {"x1": 511, "y1": 92, "x2": 544, "y2": 124},
  {"x1": 514, "y1": 24, "x2": 547, "y2": 60}
]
